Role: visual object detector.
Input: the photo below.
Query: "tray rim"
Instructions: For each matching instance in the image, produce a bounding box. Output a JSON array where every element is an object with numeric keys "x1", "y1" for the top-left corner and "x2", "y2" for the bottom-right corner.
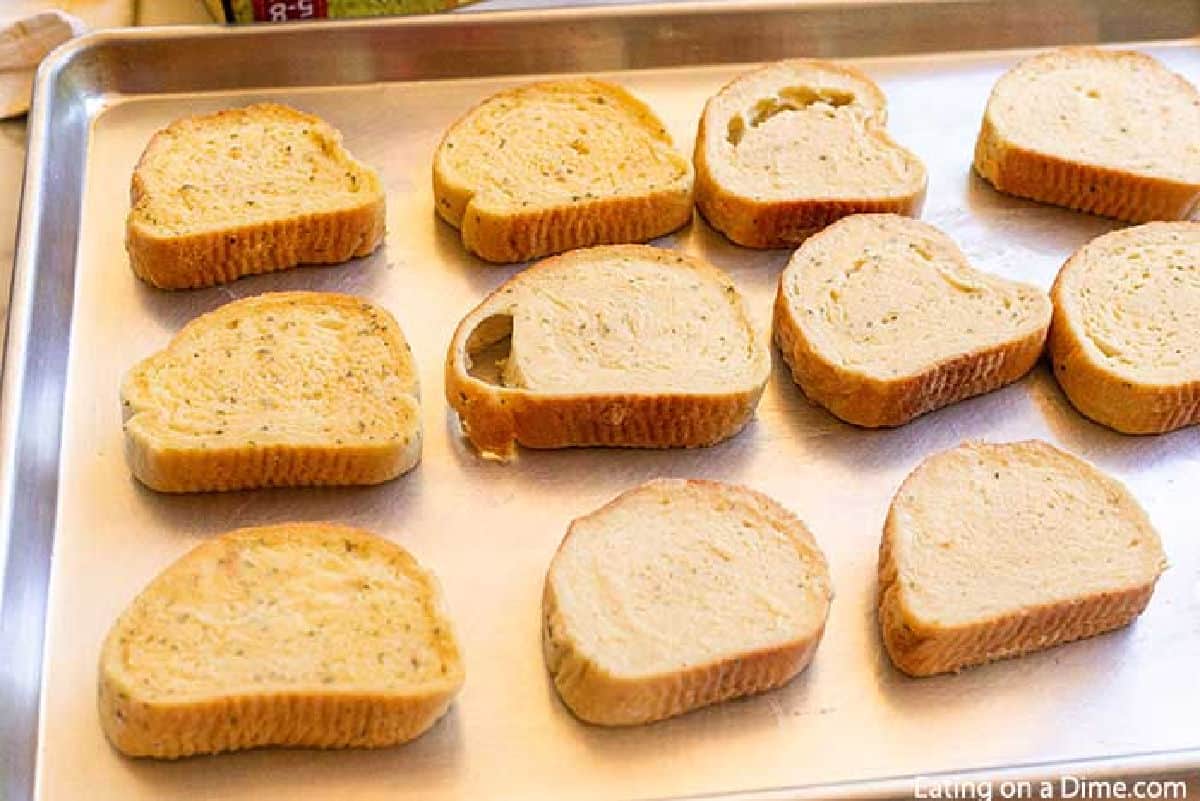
[{"x1": 3, "y1": 4, "x2": 1200, "y2": 800}]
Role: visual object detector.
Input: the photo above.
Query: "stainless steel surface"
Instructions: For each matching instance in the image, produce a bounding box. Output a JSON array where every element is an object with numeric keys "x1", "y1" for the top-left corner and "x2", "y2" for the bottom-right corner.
[{"x1": 4, "y1": 4, "x2": 1200, "y2": 801}]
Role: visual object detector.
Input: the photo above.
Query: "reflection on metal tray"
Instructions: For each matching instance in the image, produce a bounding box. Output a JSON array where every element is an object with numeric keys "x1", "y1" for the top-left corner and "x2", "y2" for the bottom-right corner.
[{"x1": 3, "y1": 2, "x2": 1200, "y2": 800}]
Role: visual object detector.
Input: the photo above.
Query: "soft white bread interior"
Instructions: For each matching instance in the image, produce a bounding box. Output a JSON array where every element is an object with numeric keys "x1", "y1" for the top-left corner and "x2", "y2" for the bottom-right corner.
[
  {"x1": 1049, "y1": 221, "x2": 1200, "y2": 434},
  {"x1": 695, "y1": 59, "x2": 926, "y2": 248},
  {"x1": 974, "y1": 48, "x2": 1200, "y2": 222},
  {"x1": 445, "y1": 244, "x2": 769, "y2": 457},
  {"x1": 543, "y1": 479, "x2": 832, "y2": 726},
  {"x1": 774, "y1": 214, "x2": 1051, "y2": 427},
  {"x1": 879, "y1": 440, "x2": 1166, "y2": 677},
  {"x1": 122, "y1": 291, "x2": 421, "y2": 492},
  {"x1": 127, "y1": 103, "x2": 385, "y2": 289},
  {"x1": 99, "y1": 522, "x2": 465, "y2": 758},
  {"x1": 433, "y1": 78, "x2": 694, "y2": 263}
]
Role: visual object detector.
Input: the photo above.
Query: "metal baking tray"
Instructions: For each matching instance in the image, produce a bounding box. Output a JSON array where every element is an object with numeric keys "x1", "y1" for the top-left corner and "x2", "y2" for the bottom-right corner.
[{"x1": 4, "y1": 2, "x2": 1200, "y2": 800}]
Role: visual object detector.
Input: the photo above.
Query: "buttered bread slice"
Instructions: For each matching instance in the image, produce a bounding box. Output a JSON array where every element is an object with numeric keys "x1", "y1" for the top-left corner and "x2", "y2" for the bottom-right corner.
[
  {"x1": 695, "y1": 59, "x2": 926, "y2": 248},
  {"x1": 433, "y1": 79, "x2": 694, "y2": 263},
  {"x1": 99, "y1": 522, "x2": 465, "y2": 758},
  {"x1": 544, "y1": 479, "x2": 832, "y2": 726},
  {"x1": 445, "y1": 245, "x2": 769, "y2": 457},
  {"x1": 975, "y1": 48, "x2": 1200, "y2": 222},
  {"x1": 127, "y1": 103, "x2": 385, "y2": 289},
  {"x1": 1050, "y1": 222, "x2": 1200, "y2": 433},
  {"x1": 774, "y1": 214, "x2": 1050, "y2": 427},
  {"x1": 122, "y1": 291, "x2": 421, "y2": 492},
  {"x1": 879, "y1": 440, "x2": 1166, "y2": 677}
]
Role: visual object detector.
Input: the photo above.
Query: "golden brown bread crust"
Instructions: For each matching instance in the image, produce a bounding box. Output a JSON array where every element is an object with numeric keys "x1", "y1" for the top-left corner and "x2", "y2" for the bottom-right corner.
[
  {"x1": 99, "y1": 681, "x2": 457, "y2": 759},
  {"x1": 122, "y1": 291, "x2": 420, "y2": 493},
  {"x1": 440, "y1": 181, "x2": 694, "y2": 265},
  {"x1": 974, "y1": 118, "x2": 1200, "y2": 224},
  {"x1": 772, "y1": 277, "x2": 1047, "y2": 429},
  {"x1": 542, "y1": 479, "x2": 830, "y2": 726},
  {"x1": 126, "y1": 104, "x2": 386, "y2": 290},
  {"x1": 127, "y1": 204, "x2": 385, "y2": 290},
  {"x1": 694, "y1": 61, "x2": 925, "y2": 249},
  {"x1": 124, "y1": 438, "x2": 415, "y2": 494},
  {"x1": 444, "y1": 246, "x2": 767, "y2": 457},
  {"x1": 876, "y1": 442, "x2": 1162, "y2": 677},
  {"x1": 695, "y1": 185, "x2": 923, "y2": 250},
  {"x1": 432, "y1": 79, "x2": 694, "y2": 264},
  {"x1": 972, "y1": 49, "x2": 1200, "y2": 223},
  {"x1": 878, "y1": 510, "x2": 1156, "y2": 678},
  {"x1": 99, "y1": 523, "x2": 463, "y2": 758},
  {"x1": 1048, "y1": 225, "x2": 1200, "y2": 434},
  {"x1": 445, "y1": 381, "x2": 763, "y2": 458},
  {"x1": 1048, "y1": 333, "x2": 1200, "y2": 435},
  {"x1": 545, "y1": 582, "x2": 823, "y2": 726}
]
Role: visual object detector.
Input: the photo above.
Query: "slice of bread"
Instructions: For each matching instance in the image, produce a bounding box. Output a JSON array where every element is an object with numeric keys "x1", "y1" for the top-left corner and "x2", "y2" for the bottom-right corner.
[
  {"x1": 127, "y1": 103, "x2": 385, "y2": 289},
  {"x1": 122, "y1": 291, "x2": 421, "y2": 492},
  {"x1": 1049, "y1": 222, "x2": 1200, "y2": 434},
  {"x1": 445, "y1": 244, "x2": 770, "y2": 458},
  {"x1": 974, "y1": 48, "x2": 1200, "y2": 223},
  {"x1": 432, "y1": 78, "x2": 694, "y2": 263},
  {"x1": 695, "y1": 59, "x2": 926, "y2": 249},
  {"x1": 879, "y1": 440, "x2": 1166, "y2": 677},
  {"x1": 543, "y1": 479, "x2": 832, "y2": 726},
  {"x1": 99, "y1": 522, "x2": 465, "y2": 758},
  {"x1": 773, "y1": 214, "x2": 1050, "y2": 427}
]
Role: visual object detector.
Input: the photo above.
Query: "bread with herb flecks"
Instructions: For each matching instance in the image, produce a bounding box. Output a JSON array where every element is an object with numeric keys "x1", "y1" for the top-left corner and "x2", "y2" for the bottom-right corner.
[
  {"x1": 433, "y1": 79, "x2": 694, "y2": 263},
  {"x1": 695, "y1": 59, "x2": 926, "y2": 248},
  {"x1": 445, "y1": 245, "x2": 769, "y2": 458},
  {"x1": 122, "y1": 291, "x2": 420, "y2": 492},
  {"x1": 774, "y1": 214, "x2": 1050, "y2": 427},
  {"x1": 544, "y1": 479, "x2": 831, "y2": 725},
  {"x1": 879, "y1": 440, "x2": 1166, "y2": 677},
  {"x1": 974, "y1": 48, "x2": 1200, "y2": 222},
  {"x1": 1049, "y1": 221, "x2": 1200, "y2": 433},
  {"x1": 99, "y1": 522, "x2": 464, "y2": 758},
  {"x1": 127, "y1": 103, "x2": 385, "y2": 289}
]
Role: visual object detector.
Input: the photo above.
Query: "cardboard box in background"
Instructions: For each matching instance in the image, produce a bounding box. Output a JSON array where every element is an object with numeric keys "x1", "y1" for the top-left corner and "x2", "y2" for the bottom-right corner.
[{"x1": 202, "y1": 0, "x2": 476, "y2": 22}]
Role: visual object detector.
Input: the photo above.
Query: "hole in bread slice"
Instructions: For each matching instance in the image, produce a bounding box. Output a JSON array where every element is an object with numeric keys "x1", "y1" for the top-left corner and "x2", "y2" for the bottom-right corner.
[
  {"x1": 727, "y1": 87, "x2": 857, "y2": 146},
  {"x1": 445, "y1": 245, "x2": 770, "y2": 455},
  {"x1": 699, "y1": 60, "x2": 926, "y2": 248},
  {"x1": 464, "y1": 313, "x2": 515, "y2": 386}
]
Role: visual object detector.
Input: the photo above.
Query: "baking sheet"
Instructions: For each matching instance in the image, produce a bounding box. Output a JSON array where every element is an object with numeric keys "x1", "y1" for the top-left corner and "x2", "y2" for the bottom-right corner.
[{"x1": 4, "y1": 4, "x2": 1200, "y2": 801}]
